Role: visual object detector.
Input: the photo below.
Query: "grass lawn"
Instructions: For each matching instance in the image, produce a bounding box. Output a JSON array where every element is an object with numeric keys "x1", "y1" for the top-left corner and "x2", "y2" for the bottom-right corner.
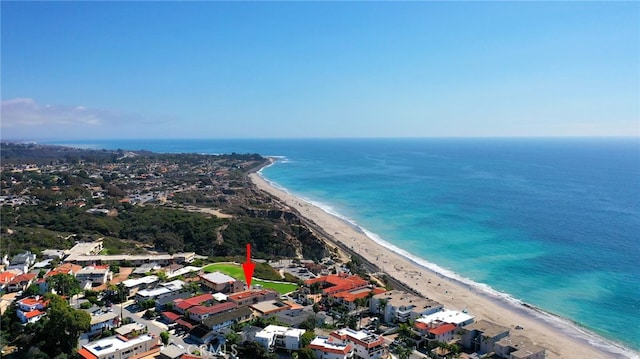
[{"x1": 202, "y1": 263, "x2": 299, "y2": 295}]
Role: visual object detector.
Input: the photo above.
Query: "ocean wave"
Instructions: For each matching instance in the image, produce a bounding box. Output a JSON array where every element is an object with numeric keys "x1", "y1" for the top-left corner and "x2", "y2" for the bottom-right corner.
[{"x1": 257, "y1": 171, "x2": 639, "y2": 358}]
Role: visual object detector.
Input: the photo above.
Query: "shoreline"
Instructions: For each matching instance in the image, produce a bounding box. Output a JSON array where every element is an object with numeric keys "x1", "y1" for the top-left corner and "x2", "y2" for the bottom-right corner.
[{"x1": 249, "y1": 164, "x2": 638, "y2": 359}]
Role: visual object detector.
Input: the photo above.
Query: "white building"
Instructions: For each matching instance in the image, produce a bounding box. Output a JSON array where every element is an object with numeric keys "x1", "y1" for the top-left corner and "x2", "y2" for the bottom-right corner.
[
  {"x1": 416, "y1": 309, "x2": 474, "y2": 328},
  {"x1": 329, "y1": 328, "x2": 386, "y2": 359},
  {"x1": 309, "y1": 336, "x2": 354, "y2": 359},
  {"x1": 78, "y1": 333, "x2": 158, "y2": 359},
  {"x1": 255, "y1": 325, "x2": 306, "y2": 351},
  {"x1": 76, "y1": 265, "x2": 112, "y2": 286},
  {"x1": 371, "y1": 290, "x2": 442, "y2": 324},
  {"x1": 135, "y1": 280, "x2": 186, "y2": 302},
  {"x1": 88, "y1": 312, "x2": 119, "y2": 336}
]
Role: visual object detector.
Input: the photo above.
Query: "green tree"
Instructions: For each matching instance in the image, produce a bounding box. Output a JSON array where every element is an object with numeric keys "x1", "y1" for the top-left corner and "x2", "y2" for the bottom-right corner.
[
  {"x1": 160, "y1": 331, "x2": 170, "y2": 346},
  {"x1": 297, "y1": 348, "x2": 315, "y2": 359},
  {"x1": 46, "y1": 273, "x2": 81, "y2": 297},
  {"x1": 300, "y1": 330, "x2": 316, "y2": 348},
  {"x1": 41, "y1": 294, "x2": 91, "y2": 356}
]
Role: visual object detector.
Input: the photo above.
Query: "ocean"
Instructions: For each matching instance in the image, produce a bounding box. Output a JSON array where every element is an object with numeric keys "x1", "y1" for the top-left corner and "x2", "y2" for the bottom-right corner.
[{"x1": 47, "y1": 138, "x2": 640, "y2": 354}]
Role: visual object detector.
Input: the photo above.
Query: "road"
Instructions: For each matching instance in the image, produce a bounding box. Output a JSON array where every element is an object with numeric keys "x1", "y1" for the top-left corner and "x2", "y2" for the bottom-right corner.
[{"x1": 112, "y1": 300, "x2": 190, "y2": 350}]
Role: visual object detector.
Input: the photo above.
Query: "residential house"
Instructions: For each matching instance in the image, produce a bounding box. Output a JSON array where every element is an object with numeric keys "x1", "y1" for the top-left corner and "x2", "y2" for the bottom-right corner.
[
  {"x1": 187, "y1": 325, "x2": 217, "y2": 345},
  {"x1": 16, "y1": 296, "x2": 48, "y2": 324},
  {"x1": 494, "y1": 335, "x2": 546, "y2": 359},
  {"x1": 135, "y1": 280, "x2": 187, "y2": 303},
  {"x1": 309, "y1": 336, "x2": 354, "y2": 359},
  {"x1": 461, "y1": 319, "x2": 510, "y2": 355},
  {"x1": 305, "y1": 274, "x2": 369, "y2": 297},
  {"x1": 76, "y1": 265, "x2": 112, "y2": 287},
  {"x1": 115, "y1": 323, "x2": 147, "y2": 339},
  {"x1": 78, "y1": 333, "x2": 159, "y2": 359},
  {"x1": 0, "y1": 271, "x2": 17, "y2": 292},
  {"x1": 8, "y1": 251, "x2": 37, "y2": 273},
  {"x1": 227, "y1": 289, "x2": 279, "y2": 307},
  {"x1": 173, "y1": 293, "x2": 215, "y2": 314},
  {"x1": 414, "y1": 322, "x2": 457, "y2": 344},
  {"x1": 199, "y1": 272, "x2": 243, "y2": 293},
  {"x1": 186, "y1": 301, "x2": 237, "y2": 323},
  {"x1": 371, "y1": 290, "x2": 442, "y2": 324},
  {"x1": 333, "y1": 287, "x2": 386, "y2": 312},
  {"x1": 329, "y1": 328, "x2": 386, "y2": 359},
  {"x1": 7, "y1": 273, "x2": 37, "y2": 292},
  {"x1": 88, "y1": 312, "x2": 120, "y2": 337},
  {"x1": 121, "y1": 275, "x2": 159, "y2": 295},
  {"x1": 416, "y1": 309, "x2": 474, "y2": 329},
  {"x1": 255, "y1": 325, "x2": 306, "y2": 351},
  {"x1": 250, "y1": 300, "x2": 292, "y2": 317},
  {"x1": 202, "y1": 306, "x2": 253, "y2": 332}
]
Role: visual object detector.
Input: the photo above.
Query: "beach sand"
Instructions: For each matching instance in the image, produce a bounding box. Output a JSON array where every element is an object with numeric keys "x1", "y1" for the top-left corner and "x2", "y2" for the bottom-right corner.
[{"x1": 249, "y1": 172, "x2": 634, "y2": 359}]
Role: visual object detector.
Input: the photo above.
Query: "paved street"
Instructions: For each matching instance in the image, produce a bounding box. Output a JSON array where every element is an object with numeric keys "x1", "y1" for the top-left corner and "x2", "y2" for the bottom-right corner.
[{"x1": 112, "y1": 300, "x2": 189, "y2": 350}]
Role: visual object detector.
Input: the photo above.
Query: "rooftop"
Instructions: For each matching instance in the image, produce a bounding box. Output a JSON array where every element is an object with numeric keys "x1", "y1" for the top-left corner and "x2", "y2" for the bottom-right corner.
[
  {"x1": 200, "y1": 271, "x2": 236, "y2": 284},
  {"x1": 331, "y1": 328, "x2": 384, "y2": 348},
  {"x1": 417, "y1": 309, "x2": 474, "y2": 326},
  {"x1": 188, "y1": 301, "x2": 237, "y2": 316},
  {"x1": 309, "y1": 336, "x2": 353, "y2": 355},
  {"x1": 465, "y1": 319, "x2": 509, "y2": 338}
]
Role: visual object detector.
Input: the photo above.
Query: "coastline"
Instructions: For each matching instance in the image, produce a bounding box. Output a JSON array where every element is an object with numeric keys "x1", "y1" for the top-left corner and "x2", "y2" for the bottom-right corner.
[{"x1": 249, "y1": 166, "x2": 638, "y2": 359}]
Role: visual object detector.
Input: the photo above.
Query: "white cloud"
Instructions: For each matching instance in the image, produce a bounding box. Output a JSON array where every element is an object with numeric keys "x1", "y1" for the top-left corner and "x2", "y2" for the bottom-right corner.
[
  {"x1": 1, "y1": 98, "x2": 178, "y2": 140},
  {"x1": 1, "y1": 98, "x2": 105, "y2": 128}
]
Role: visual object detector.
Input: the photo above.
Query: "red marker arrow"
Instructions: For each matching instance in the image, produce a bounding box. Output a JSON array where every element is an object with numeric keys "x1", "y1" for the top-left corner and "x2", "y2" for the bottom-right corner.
[{"x1": 242, "y1": 243, "x2": 255, "y2": 288}]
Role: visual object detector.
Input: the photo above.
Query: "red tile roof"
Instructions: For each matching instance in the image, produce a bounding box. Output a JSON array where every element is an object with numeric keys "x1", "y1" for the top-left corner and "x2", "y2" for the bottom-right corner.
[
  {"x1": 0, "y1": 272, "x2": 16, "y2": 284},
  {"x1": 305, "y1": 274, "x2": 369, "y2": 295},
  {"x1": 428, "y1": 323, "x2": 457, "y2": 336},
  {"x1": 24, "y1": 310, "x2": 45, "y2": 319},
  {"x1": 162, "y1": 311, "x2": 181, "y2": 322},
  {"x1": 188, "y1": 301, "x2": 237, "y2": 316},
  {"x1": 9, "y1": 273, "x2": 36, "y2": 284},
  {"x1": 78, "y1": 348, "x2": 98, "y2": 359}
]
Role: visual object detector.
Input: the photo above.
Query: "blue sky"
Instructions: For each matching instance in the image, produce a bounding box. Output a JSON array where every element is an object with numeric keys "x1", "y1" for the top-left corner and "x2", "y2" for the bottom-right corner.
[{"x1": 1, "y1": 1, "x2": 638, "y2": 140}]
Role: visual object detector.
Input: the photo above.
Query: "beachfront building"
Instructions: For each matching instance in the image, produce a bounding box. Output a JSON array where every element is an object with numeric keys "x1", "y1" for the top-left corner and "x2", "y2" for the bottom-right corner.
[
  {"x1": 78, "y1": 333, "x2": 159, "y2": 359},
  {"x1": 255, "y1": 325, "x2": 306, "y2": 351},
  {"x1": 416, "y1": 309, "x2": 475, "y2": 328},
  {"x1": 370, "y1": 290, "x2": 442, "y2": 324},
  {"x1": 414, "y1": 322, "x2": 457, "y2": 344},
  {"x1": 305, "y1": 274, "x2": 369, "y2": 297},
  {"x1": 333, "y1": 287, "x2": 387, "y2": 312},
  {"x1": 309, "y1": 336, "x2": 354, "y2": 359},
  {"x1": 461, "y1": 319, "x2": 510, "y2": 355},
  {"x1": 494, "y1": 335, "x2": 546, "y2": 359},
  {"x1": 199, "y1": 271, "x2": 244, "y2": 293},
  {"x1": 329, "y1": 328, "x2": 386, "y2": 359}
]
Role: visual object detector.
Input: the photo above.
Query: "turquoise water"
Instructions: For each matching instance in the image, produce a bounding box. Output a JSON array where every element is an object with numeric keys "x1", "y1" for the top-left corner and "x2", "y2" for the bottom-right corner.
[{"x1": 48, "y1": 138, "x2": 640, "y2": 355}]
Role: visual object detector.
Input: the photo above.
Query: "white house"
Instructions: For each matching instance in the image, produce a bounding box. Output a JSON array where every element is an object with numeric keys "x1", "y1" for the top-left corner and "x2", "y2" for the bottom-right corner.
[
  {"x1": 309, "y1": 336, "x2": 354, "y2": 359},
  {"x1": 255, "y1": 325, "x2": 306, "y2": 351},
  {"x1": 329, "y1": 328, "x2": 386, "y2": 359},
  {"x1": 78, "y1": 333, "x2": 158, "y2": 359},
  {"x1": 417, "y1": 309, "x2": 474, "y2": 328}
]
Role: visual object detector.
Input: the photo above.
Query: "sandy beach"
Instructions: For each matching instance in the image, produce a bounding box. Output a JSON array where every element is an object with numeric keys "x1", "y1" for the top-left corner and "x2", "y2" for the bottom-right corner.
[{"x1": 249, "y1": 172, "x2": 635, "y2": 359}]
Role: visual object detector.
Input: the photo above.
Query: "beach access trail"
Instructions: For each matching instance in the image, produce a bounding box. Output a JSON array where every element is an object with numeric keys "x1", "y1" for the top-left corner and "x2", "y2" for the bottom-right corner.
[{"x1": 249, "y1": 172, "x2": 626, "y2": 359}]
